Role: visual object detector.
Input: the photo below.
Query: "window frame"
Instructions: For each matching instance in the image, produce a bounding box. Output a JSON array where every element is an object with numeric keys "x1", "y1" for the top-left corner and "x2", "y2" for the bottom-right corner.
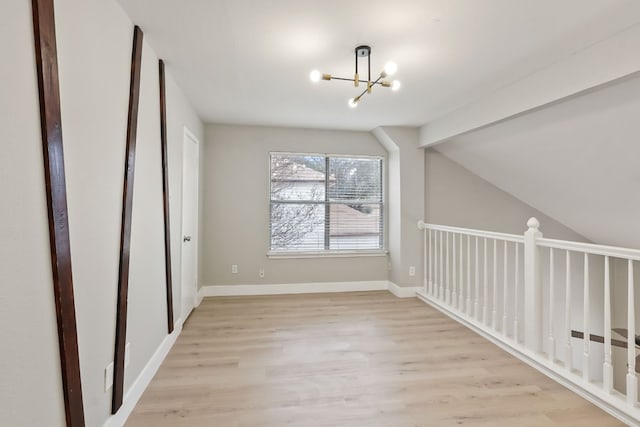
[{"x1": 267, "y1": 151, "x2": 387, "y2": 258}]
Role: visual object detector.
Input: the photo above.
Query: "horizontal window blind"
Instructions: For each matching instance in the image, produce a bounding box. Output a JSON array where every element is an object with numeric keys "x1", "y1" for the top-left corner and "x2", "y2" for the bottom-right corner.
[{"x1": 270, "y1": 153, "x2": 384, "y2": 252}]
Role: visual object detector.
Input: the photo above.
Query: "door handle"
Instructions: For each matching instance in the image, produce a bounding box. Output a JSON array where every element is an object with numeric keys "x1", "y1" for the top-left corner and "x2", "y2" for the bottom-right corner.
[{"x1": 183, "y1": 235, "x2": 192, "y2": 242}]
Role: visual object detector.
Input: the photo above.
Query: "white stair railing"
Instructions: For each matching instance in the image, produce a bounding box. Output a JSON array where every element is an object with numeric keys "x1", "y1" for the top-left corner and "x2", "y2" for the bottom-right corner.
[{"x1": 417, "y1": 218, "x2": 640, "y2": 426}]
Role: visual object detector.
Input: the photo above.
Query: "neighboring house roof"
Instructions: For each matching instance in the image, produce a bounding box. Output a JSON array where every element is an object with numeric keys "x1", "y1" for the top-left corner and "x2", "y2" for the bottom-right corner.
[
  {"x1": 330, "y1": 204, "x2": 380, "y2": 236},
  {"x1": 271, "y1": 161, "x2": 325, "y2": 182},
  {"x1": 272, "y1": 161, "x2": 336, "y2": 183}
]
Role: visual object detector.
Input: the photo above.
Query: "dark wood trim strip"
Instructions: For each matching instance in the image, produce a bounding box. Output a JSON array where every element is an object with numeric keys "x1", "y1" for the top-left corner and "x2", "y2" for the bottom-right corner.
[
  {"x1": 31, "y1": 0, "x2": 86, "y2": 425},
  {"x1": 112, "y1": 25, "x2": 144, "y2": 413},
  {"x1": 159, "y1": 59, "x2": 174, "y2": 334}
]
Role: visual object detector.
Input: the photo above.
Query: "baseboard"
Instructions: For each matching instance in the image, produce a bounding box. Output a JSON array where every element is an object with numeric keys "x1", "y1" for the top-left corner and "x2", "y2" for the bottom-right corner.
[
  {"x1": 198, "y1": 281, "x2": 421, "y2": 299},
  {"x1": 387, "y1": 282, "x2": 421, "y2": 298},
  {"x1": 103, "y1": 318, "x2": 184, "y2": 427},
  {"x1": 415, "y1": 290, "x2": 640, "y2": 427},
  {"x1": 198, "y1": 280, "x2": 390, "y2": 297},
  {"x1": 196, "y1": 289, "x2": 204, "y2": 307}
]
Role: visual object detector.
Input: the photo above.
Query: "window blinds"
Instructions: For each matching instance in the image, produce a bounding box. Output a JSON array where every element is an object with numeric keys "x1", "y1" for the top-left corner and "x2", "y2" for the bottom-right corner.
[{"x1": 270, "y1": 153, "x2": 383, "y2": 252}]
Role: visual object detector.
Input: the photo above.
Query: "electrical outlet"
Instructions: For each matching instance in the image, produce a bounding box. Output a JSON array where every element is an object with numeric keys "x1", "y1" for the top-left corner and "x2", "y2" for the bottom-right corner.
[
  {"x1": 259, "y1": 268, "x2": 265, "y2": 278},
  {"x1": 125, "y1": 342, "x2": 131, "y2": 368},
  {"x1": 232, "y1": 264, "x2": 238, "y2": 274},
  {"x1": 105, "y1": 362, "x2": 114, "y2": 391},
  {"x1": 409, "y1": 266, "x2": 416, "y2": 277}
]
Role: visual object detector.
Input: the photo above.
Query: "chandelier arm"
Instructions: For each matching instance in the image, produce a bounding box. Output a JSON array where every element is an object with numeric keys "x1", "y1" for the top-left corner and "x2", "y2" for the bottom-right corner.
[
  {"x1": 330, "y1": 76, "x2": 388, "y2": 86},
  {"x1": 367, "y1": 75, "x2": 383, "y2": 90},
  {"x1": 331, "y1": 76, "x2": 357, "y2": 82},
  {"x1": 354, "y1": 75, "x2": 383, "y2": 102}
]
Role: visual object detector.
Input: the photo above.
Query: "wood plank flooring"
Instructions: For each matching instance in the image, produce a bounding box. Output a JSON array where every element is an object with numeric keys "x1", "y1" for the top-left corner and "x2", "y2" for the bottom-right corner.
[{"x1": 127, "y1": 291, "x2": 623, "y2": 426}]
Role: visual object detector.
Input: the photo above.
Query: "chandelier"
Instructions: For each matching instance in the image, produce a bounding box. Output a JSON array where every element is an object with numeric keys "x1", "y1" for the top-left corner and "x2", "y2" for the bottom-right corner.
[{"x1": 310, "y1": 45, "x2": 400, "y2": 108}]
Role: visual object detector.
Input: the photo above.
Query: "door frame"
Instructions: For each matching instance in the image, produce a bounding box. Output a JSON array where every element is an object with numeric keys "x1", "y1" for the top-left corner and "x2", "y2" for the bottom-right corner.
[{"x1": 180, "y1": 126, "x2": 200, "y2": 321}]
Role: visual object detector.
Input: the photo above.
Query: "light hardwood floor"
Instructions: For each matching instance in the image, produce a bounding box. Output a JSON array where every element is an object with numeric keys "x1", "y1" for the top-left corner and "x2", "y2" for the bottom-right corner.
[{"x1": 127, "y1": 291, "x2": 623, "y2": 426}]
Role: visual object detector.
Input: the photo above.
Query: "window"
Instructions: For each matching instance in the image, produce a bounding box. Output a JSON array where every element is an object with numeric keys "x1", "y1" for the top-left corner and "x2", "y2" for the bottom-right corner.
[{"x1": 269, "y1": 153, "x2": 384, "y2": 254}]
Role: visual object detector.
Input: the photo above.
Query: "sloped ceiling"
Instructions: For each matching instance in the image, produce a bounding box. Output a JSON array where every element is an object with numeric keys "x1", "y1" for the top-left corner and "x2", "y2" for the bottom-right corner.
[
  {"x1": 117, "y1": 0, "x2": 640, "y2": 130},
  {"x1": 435, "y1": 74, "x2": 640, "y2": 249}
]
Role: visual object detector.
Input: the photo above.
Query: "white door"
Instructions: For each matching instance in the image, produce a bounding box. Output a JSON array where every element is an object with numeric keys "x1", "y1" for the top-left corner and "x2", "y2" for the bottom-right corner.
[{"x1": 180, "y1": 128, "x2": 199, "y2": 321}]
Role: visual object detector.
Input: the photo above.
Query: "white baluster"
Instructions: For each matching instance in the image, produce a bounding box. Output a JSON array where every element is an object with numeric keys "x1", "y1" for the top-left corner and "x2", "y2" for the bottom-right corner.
[
  {"x1": 524, "y1": 218, "x2": 542, "y2": 353},
  {"x1": 428, "y1": 229, "x2": 433, "y2": 295},
  {"x1": 583, "y1": 253, "x2": 590, "y2": 382},
  {"x1": 423, "y1": 227, "x2": 428, "y2": 295},
  {"x1": 440, "y1": 231, "x2": 444, "y2": 300},
  {"x1": 503, "y1": 241, "x2": 508, "y2": 335},
  {"x1": 603, "y1": 256, "x2": 613, "y2": 393},
  {"x1": 492, "y1": 240, "x2": 498, "y2": 330},
  {"x1": 436, "y1": 230, "x2": 440, "y2": 300},
  {"x1": 431, "y1": 230, "x2": 439, "y2": 298},
  {"x1": 459, "y1": 234, "x2": 464, "y2": 309},
  {"x1": 483, "y1": 238, "x2": 489, "y2": 324},
  {"x1": 466, "y1": 235, "x2": 472, "y2": 315},
  {"x1": 548, "y1": 248, "x2": 555, "y2": 361},
  {"x1": 434, "y1": 231, "x2": 438, "y2": 299},
  {"x1": 446, "y1": 232, "x2": 450, "y2": 304},
  {"x1": 452, "y1": 233, "x2": 457, "y2": 309},
  {"x1": 514, "y1": 243, "x2": 520, "y2": 343},
  {"x1": 626, "y1": 260, "x2": 637, "y2": 405},
  {"x1": 433, "y1": 231, "x2": 437, "y2": 298},
  {"x1": 565, "y1": 251, "x2": 573, "y2": 371},
  {"x1": 475, "y1": 237, "x2": 480, "y2": 320}
]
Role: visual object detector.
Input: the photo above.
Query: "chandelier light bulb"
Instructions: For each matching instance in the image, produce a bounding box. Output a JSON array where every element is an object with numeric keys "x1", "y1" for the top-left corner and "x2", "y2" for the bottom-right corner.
[
  {"x1": 348, "y1": 98, "x2": 358, "y2": 108},
  {"x1": 384, "y1": 61, "x2": 398, "y2": 76},
  {"x1": 391, "y1": 80, "x2": 401, "y2": 91},
  {"x1": 309, "y1": 70, "x2": 321, "y2": 83}
]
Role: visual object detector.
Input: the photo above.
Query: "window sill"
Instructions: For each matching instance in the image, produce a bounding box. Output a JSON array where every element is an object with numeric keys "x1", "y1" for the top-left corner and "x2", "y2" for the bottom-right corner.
[{"x1": 267, "y1": 250, "x2": 388, "y2": 259}]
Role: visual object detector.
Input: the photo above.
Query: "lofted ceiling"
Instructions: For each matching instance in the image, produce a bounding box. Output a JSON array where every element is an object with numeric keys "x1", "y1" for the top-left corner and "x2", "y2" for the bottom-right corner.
[
  {"x1": 435, "y1": 73, "x2": 640, "y2": 249},
  {"x1": 118, "y1": 0, "x2": 640, "y2": 130}
]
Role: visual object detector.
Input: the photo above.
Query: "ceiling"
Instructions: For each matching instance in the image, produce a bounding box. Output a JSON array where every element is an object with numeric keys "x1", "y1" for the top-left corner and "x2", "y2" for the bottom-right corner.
[
  {"x1": 435, "y1": 73, "x2": 640, "y2": 249},
  {"x1": 117, "y1": 0, "x2": 640, "y2": 130}
]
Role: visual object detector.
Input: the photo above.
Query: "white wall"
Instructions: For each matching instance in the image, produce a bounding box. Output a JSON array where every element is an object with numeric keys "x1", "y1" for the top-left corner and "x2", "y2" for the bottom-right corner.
[
  {"x1": 202, "y1": 124, "x2": 388, "y2": 287},
  {"x1": 373, "y1": 127, "x2": 425, "y2": 287},
  {"x1": 165, "y1": 69, "x2": 204, "y2": 322},
  {"x1": 0, "y1": 1, "x2": 65, "y2": 425},
  {"x1": 0, "y1": 0, "x2": 203, "y2": 425},
  {"x1": 425, "y1": 149, "x2": 586, "y2": 240}
]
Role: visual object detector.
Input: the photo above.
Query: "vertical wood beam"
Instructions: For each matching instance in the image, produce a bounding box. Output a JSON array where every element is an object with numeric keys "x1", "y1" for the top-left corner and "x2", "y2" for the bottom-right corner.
[
  {"x1": 31, "y1": 0, "x2": 86, "y2": 425},
  {"x1": 159, "y1": 60, "x2": 174, "y2": 334},
  {"x1": 112, "y1": 25, "x2": 144, "y2": 413}
]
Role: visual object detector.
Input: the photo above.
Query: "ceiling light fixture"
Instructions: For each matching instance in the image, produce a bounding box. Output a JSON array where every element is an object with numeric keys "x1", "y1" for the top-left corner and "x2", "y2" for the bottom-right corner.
[{"x1": 310, "y1": 45, "x2": 400, "y2": 107}]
